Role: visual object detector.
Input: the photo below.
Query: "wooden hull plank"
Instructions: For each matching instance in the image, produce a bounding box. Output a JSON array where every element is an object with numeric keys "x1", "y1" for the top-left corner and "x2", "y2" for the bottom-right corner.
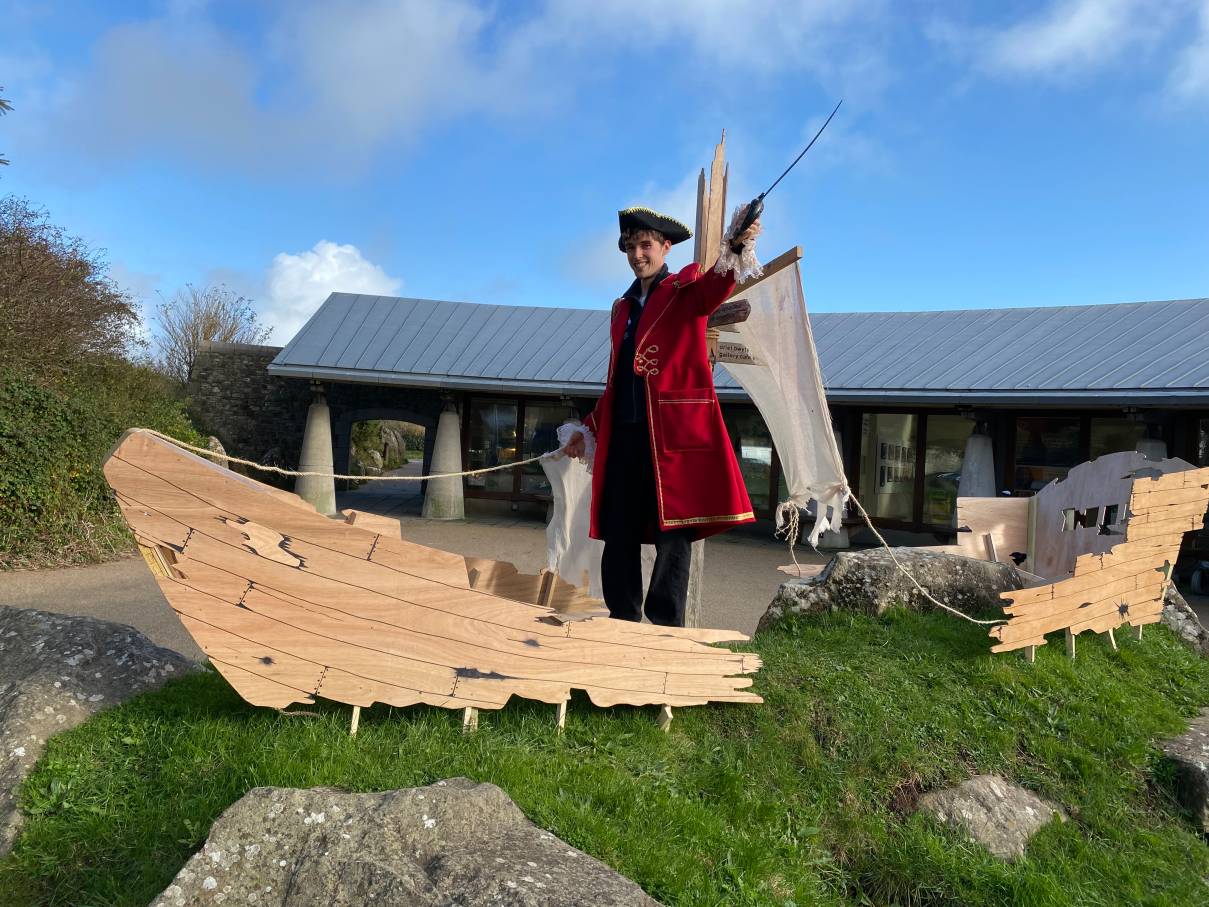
[{"x1": 102, "y1": 430, "x2": 763, "y2": 713}]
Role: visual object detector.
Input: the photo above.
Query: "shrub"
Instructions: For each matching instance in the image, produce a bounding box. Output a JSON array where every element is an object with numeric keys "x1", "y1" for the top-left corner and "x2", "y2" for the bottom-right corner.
[
  {"x1": 0, "y1": 358, "x2": 203, "y2": 569},
  {"x1": 0, "y1": 196, "x2": 141, "y2": 376}
]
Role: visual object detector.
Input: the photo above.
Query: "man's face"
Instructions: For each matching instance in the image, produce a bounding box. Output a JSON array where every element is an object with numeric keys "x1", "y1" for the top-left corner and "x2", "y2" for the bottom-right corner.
[{"x1": 623, "y1": 232, "x2": 672, "y2": 281}]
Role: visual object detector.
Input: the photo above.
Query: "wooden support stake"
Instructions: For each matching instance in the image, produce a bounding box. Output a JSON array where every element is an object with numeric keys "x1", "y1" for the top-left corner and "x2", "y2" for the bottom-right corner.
[
  {"x1": 685, "y1": 539, "x2": 706, "y2": 628},
  {"x1": 1023, "y1": 645, "x2": 1036, "y2": 664},
  {"x1": 1065, "y1": 628, "x2": 1076, "y2": 659},
  {"x1": 1135, "y1": 624, "x2": 1143, "y2": 641},
  {"x1": 555, "y1": 700, "x2": 567, "y2": 733},
  {"x1": 462, "y1": 707, "x2": 478, "y2": 733},
  {"x1": 1106, "y1": 627, "x2": 1118, "y2": 651},
  {"x1": 658, "y1": 704, "x2": 673, "y2": 732},
  {"x1": 537, "y1": 569, "x2": 556, "y2": 609},
  {"x1": 349, "y1": 705, "x2": 361, "y2": 737},
  {"x1": 984, "y1": 533, "x2": 999, "y2": 564}
]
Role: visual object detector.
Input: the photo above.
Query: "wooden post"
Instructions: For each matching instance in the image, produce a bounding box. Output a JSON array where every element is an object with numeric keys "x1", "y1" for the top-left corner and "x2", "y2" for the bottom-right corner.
[
  {"x1": 349, "y1": 705, "x2": 361, "y2": 737},
  {"x1": 684, "y1": 539, "x2": 707, "y2": 629},
  {"x1": 682, "y1": 133, "x2": 730, "y2": 629},
  {"x1": 700, "y1": 134, "x2": 727, "y2": 272},
  {"x1": 1023, "y1": 645, "x2": 1036, "y2": 664},
  {"x1": 1106, "y1": 627, "x2": 1118, "y2": 651},
  {"x1": 1135, "y1": 624, "x2": 1143, "y2": 641},
  {"x1": 1024, "y1": 495, "x2": 1039, "y2": 575},
  {"x1": 984, "y1": 533, "x2": 999, "y2": 564},
  {"x1": 462, "y1": 707, "x2": 478, "y2": 733},
  {"x1": 1065, "y1": 628, "x2": 1076, "y2": 659},
  {"x1": 658, "y1": 704, "x2": 673, "y2": 732},
  {"x1": 537, "y1": 569, "x2": 557, "y2": 608},
  {"x1": 555, "y1": 700, "x2": 567, "y2": 733},
  {"x1": 693, "y1": 168, "x2": 706, "y2": 264}
]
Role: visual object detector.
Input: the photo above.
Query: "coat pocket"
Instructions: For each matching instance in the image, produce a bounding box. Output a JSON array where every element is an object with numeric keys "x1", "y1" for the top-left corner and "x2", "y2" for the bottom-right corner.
[{"x1": 657, "y1": 388, "x2": 719, "y2": 452}]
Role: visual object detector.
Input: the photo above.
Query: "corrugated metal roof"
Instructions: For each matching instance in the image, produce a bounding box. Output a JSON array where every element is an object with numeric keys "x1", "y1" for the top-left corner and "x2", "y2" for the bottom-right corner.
[{"x1": 268, "y1": 294, "x2": 1209, "y2": 405}]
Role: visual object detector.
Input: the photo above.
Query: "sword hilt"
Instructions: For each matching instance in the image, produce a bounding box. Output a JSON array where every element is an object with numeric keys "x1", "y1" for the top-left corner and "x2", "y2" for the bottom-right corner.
[{"x1": 728, "y1": 196, "x2": 764, "y2": 254}]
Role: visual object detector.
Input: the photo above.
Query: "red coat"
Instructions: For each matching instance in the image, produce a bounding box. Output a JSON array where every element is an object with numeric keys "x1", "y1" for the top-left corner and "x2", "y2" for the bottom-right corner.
[{"x1": 584, "y1": 262, "x2": 755, "y2": 541}]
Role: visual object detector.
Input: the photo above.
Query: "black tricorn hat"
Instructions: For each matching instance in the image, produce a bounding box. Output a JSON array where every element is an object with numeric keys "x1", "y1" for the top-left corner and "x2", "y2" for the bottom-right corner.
[{"x1": 617, "y1": 206, "x2": 693, "y2": 251}]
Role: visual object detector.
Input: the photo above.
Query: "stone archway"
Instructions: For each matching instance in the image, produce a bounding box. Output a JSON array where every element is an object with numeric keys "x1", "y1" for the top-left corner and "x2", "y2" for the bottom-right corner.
[{"x1": 329, "y1": 392, "x2": 443, "y2": 486}]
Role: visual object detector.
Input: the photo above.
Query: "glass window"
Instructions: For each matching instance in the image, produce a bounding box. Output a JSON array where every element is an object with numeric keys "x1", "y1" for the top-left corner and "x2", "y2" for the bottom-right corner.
[
  {"x1": 465, "y1": 399, "x2": 518, "y2": 492},
  {"x1": 520, "y1": 401, "x2": 577, "y2": 494},
  {"x1": 723, "y1": 407, "x2": 773, "y2": 515},
  {"x1": 859, "y1": 413, "x2": 917, "y2": 521},
  {"x1": 1090, "y1": 418, "x2": 1145, "y2": 458},
  {"x1": 923, "y1": 415, "x2": 974, "y2": 526},
  {"x1": 1013, "y1": 416, "x2": 1081, "y2": 494}
]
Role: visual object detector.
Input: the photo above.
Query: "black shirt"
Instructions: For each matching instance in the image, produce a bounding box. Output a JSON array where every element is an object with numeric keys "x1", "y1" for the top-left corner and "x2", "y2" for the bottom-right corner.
[{"x1": 613, "y1": 264, "x2": 668, "y2": 425}]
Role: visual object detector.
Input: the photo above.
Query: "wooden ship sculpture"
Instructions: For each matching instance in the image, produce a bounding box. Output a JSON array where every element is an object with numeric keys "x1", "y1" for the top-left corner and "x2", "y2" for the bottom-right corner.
[
  {"x1": 103, "y1": 430, "x2": 762, "y2": 727},
  {"x1": 948, "y1": 450, "x2": 1209, "y2": 658}
]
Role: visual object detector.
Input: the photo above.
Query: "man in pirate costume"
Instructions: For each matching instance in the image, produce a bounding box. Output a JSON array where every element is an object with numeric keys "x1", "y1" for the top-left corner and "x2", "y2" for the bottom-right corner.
[{"x1": 561, "y1": 205, "x2": 762, "y2": 626}]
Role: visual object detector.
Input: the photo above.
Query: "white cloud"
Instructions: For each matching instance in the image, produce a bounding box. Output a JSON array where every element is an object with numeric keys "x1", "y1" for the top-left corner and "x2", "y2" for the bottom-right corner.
[
  {"x1": 263, "y1": 241, "x2": 403, "y2": 343},
  {"x1": 566, "y1": 168, "x2": 705, "y2": 290},
  {"x1": 28, "y1": 0, "x2": 890, "y2": 177},
  {"x1": 986, "y1": 0, "x2": 1160, "y2": 75},
  {"x1": 928, "y1": 0, "x2": 1192, "y2": 84},
  {"x1": 1168, "y1": 1, "x2": 1209, "y2": 102}
]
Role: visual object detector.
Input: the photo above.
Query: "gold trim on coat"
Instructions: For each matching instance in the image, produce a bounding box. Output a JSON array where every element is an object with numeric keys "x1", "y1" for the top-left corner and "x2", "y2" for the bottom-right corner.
[{"x1": 663, "y1": 511, "x2": 757, "y2": 527}]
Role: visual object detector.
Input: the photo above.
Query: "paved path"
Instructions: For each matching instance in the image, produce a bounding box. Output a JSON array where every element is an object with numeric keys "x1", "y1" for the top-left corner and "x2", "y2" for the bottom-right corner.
[{"x1": 0, "y1": 555, "x2": 206, "y2": 661}]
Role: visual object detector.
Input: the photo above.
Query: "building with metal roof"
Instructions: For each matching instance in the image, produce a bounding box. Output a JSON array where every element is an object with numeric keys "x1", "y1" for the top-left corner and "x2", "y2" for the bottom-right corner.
[
  {"x1": 270, "y1": 294, "x2": 1209, "y2": 406},
  {"x1": 250, "y1": 292, "x2": 1209, "y2": 535}
]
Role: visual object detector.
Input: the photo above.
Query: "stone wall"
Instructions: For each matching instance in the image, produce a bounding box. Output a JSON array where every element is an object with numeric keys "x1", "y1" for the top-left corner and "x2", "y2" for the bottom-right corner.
[
  {"x1": 186, "y1": 342, "x2": 310, "y2": 485},
  {"x1": 186, "y1": 342, "x2": 445, "y2": 489}
]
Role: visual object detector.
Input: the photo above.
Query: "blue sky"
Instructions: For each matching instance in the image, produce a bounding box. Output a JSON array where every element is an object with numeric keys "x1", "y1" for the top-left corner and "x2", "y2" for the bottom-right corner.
[{"x1": 3, "y1": 0, "x2": 1208, "y2": 344}]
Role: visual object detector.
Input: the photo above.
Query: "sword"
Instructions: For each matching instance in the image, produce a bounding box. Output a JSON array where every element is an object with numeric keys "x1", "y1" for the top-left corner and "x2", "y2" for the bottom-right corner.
[{"x1": 728, "y1": 99, "x2": 843, "y2": 253}]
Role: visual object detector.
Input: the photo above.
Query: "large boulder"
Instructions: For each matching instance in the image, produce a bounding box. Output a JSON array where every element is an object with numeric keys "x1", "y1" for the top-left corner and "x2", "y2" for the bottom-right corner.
[
  {"x1": 1160, "y1": 587, "x2": 1209, "y2": 656},
  {"x1": 758, "y1": 548, "x2": 1024, "y2": 632},
  {"x1": 381, "y1": 423, "x2": 408, "y2": 468},
  {"x1": 917, "y1": 774, "x2": 1066, "y2": 860},
  {"x1": 0, "y1": 607, "x2": 197, "y2": 854},
  {"x1": 152, "y1": 779, "x2": 662, "y2": 906},
  {"x1": 1159, "y1": 707, "x2": 1209, "y2": 831}
]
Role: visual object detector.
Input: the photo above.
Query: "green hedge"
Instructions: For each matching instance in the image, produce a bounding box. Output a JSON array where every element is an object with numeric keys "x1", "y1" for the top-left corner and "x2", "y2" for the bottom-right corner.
[{"x1": 0, "y1": 359, "x2": 203, "y2": 569}]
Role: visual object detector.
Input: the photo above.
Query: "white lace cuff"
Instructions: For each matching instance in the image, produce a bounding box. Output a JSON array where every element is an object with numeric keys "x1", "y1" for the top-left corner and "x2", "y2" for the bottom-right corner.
[
  {"x1": 713, "y1": 203, "x2": 763, "y2": 281},
  {"x1": 556, "y1": 420, "x2": 596, "y2": 472}
]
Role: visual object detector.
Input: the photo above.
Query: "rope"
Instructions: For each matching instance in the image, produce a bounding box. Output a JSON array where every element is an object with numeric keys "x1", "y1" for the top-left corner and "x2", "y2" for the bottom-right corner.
[
  {"x1": 136, "y1": 428, "x2": 559, "y2": 482},
  {"x1": 774, "y1": 501, "x2": 804, "y2": 577},
  {"x1": 144, "y1": 428, "x2": 1003, "y2": 627},
  {"x1": 776, "y1": 488, "x2": 1005, "y2": 627}
]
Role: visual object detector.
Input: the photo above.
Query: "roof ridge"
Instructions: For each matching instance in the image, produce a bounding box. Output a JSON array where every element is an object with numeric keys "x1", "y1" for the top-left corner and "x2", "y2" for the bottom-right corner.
[{"x1": 322, "y1": 291, "x2": 1209, "y2": 318}]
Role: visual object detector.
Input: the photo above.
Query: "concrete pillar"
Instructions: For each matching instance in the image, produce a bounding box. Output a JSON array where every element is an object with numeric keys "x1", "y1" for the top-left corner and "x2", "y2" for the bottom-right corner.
[
  {"x1": 422, "y1": 398, "x2": 465, "y2": 520},
  {"x1": 295, "y1": 382, "x2": 336, "y2": 516},
  {"x1": 957, "y1": 428, "x2": 996, "y2": 499}
]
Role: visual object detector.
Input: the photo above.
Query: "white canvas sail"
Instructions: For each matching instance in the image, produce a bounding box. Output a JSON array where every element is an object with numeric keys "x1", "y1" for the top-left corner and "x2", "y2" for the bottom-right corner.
[
  {"x1": 718, "y1": 256, "x2": 849, "y2": 545},
  {"x1": 539, "y1": 454, "x2": 605, "y2": 599}
]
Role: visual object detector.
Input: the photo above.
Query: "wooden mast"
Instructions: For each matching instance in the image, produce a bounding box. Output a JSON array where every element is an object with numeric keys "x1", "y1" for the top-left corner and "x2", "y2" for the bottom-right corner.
[{"x1": 685, "y1": 132, "x2": 729, "y2": 632}]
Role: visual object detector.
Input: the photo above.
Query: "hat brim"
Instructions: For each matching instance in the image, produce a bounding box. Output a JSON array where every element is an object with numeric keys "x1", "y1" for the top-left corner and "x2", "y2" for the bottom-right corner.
[{"x1": 617, "y1": 207, "x2": 692, "y2": 251}]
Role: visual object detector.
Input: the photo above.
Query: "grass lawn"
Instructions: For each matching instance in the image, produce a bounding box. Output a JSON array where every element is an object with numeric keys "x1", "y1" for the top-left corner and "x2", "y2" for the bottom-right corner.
[{"x1": 2, "y1": 609, "x2": 1208, "y2": 906}]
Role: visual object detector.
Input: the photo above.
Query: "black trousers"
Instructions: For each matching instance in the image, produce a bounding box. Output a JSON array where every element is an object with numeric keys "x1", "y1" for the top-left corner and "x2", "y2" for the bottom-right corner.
[{"x1": 600, "y1": 422, "x2": 694, "y2": 627}]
